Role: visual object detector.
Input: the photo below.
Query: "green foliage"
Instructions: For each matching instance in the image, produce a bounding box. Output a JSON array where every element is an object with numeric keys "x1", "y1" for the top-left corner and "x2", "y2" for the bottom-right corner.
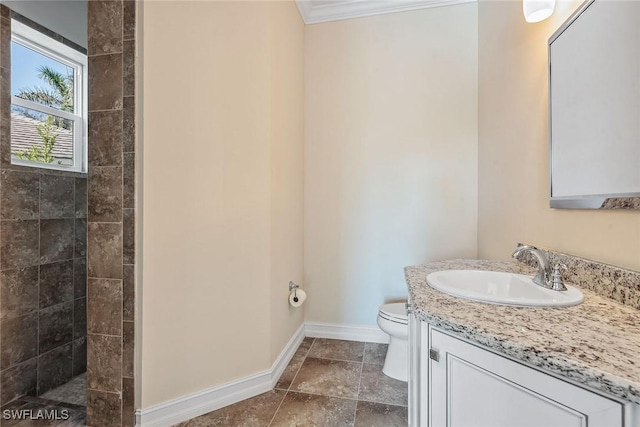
[
  {"x1": 18, "y1": 65, "x2": 74, "y2": 112},
  {"x1": 14, "y1": 115, "x2": 59, "y2": 164},
  {"x1": 13, "y1": 64, "x2": 73, "y2": 164}
]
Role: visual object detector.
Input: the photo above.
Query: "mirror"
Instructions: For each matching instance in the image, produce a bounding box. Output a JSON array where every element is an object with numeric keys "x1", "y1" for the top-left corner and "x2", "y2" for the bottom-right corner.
[{"x1": 549, "y1": 0, "x2": 640, "y2": 209}]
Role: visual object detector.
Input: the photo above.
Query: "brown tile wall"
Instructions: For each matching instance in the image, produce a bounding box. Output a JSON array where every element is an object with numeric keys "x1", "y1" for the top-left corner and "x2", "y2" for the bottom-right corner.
[
  {"x1": 0, "y1": 2, "x2": 136, "y2": 422},
  {"x1": 0, "y1": 10, "x2": 88, "y2": 406},
  {"x1": 86, "y1": 1, "x2": 136, "y2": 426}
]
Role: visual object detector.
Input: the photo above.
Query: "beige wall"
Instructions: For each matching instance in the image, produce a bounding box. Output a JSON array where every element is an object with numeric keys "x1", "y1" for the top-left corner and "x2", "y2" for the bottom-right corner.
[
  {"x1": 269, "y1": 2, "x2": 305, "y2": 362},
  {"x1": 304, "y1": 4, "x2": 479, "y2": 325},
  {"x1": 139, "y1": 0, "x2": 640, "y2": 412},
  {"x1": 141, "y1": 0, "x2": 304, "y2": 408},
  {"x1": 477, "y1": 0, "x2": 640, "y2": 271}
]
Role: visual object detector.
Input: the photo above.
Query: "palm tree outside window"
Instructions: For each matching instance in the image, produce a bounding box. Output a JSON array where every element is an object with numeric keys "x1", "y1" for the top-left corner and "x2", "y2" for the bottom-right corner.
[{"x1": 10, "y1": 19, "x2": 87, "y2": 172}]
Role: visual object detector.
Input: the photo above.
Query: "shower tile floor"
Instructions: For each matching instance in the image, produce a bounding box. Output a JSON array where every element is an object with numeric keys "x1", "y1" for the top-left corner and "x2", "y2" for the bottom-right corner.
[
  {"x1": 40, "y1": 373, "x2": 87, "y2": 407},
  {"x1": 0, "y1": 395, "x2": 86, "y2": 426},
  {"x1": 1, "y1": 374, "x2": 86, "y2": 426},
  {"x1": 176, "y1": 338, "x2": 408, "y2": 427}
]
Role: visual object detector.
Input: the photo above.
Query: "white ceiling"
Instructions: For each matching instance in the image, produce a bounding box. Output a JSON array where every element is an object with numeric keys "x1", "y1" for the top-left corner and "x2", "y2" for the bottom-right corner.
[
  {"x1": 295, "y1": 0, "x2": 477, "y2": 24},
  {"x1": 1, "y1": 0, "x2": 87, "y2": 48}
]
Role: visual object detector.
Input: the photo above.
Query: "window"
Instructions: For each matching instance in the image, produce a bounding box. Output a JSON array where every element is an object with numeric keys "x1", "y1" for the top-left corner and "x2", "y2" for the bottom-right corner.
[{"x1": 10, "y1": 20, "x2": 87, "y2": 173}]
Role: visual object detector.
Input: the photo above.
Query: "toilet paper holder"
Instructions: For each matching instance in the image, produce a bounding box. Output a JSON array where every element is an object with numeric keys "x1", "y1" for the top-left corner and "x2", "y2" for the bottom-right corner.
[{"x1": 289, "y1": 281, "x2": 300, "y2": 302}]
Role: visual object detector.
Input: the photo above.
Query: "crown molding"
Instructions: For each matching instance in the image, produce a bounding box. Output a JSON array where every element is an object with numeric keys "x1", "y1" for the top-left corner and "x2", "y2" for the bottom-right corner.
[{"x1": 295, "y1": 0, "x2": 477, "y2": 24}]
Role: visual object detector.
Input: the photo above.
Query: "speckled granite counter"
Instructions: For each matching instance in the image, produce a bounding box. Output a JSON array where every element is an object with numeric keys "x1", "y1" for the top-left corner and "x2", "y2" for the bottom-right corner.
[{"x1": 405, "y1": 259, "x2": 640, "y2": 404}]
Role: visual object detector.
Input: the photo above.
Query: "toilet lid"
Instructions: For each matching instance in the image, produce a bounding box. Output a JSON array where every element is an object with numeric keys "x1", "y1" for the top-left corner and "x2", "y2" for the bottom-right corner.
[{"x1": 379, "y1": 302, "x2": 407, "y2": 321}]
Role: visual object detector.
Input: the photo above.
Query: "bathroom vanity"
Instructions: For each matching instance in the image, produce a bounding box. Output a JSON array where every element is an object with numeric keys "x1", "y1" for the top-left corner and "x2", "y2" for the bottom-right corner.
[{"x1": 405, "y1": 259, "x2": 640, "y2": 427}]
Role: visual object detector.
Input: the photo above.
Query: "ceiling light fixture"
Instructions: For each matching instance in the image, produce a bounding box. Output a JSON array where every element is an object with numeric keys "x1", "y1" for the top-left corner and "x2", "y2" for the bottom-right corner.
[{"x1": 523, "y1": 0, "x2": 555, "y2": 23}]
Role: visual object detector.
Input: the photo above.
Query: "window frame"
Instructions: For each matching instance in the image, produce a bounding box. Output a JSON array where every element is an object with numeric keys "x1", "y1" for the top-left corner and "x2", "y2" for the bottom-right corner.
[{"x1": 10, "y1": 20, "x2": 88, "y2": 173}]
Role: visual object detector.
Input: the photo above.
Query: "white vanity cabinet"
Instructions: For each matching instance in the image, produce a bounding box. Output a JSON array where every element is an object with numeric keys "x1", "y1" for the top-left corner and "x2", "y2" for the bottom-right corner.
[{"x1": 408, "y1": 315, "x2": 635, "y2": 427}]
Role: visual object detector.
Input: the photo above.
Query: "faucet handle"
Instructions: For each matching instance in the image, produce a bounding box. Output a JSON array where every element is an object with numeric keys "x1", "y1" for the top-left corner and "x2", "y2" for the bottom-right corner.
[{"x1": 550, "y1": 263, "x2": 567, "y2": 291}]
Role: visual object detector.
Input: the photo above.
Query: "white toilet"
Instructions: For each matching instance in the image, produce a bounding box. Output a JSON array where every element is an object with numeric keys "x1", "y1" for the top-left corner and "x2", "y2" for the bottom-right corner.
[{"x1": 377, "y1": 302, "x2": 408, "y2": 382}]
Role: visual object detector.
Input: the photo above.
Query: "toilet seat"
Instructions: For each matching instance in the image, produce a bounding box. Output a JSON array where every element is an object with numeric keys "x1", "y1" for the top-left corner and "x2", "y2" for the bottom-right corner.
[{"x1": 378, "y1": 303, "x2": 408, "y2": 325}]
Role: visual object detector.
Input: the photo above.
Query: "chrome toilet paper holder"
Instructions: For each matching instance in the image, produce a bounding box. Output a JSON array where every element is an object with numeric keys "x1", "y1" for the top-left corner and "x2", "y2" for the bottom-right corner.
[{"x1": 289, "y1": 281, "x2": 300, "y2": 302}]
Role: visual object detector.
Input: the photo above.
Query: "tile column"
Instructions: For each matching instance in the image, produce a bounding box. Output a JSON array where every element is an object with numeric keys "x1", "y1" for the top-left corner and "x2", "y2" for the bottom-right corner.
[{"x1": 86, "y1": 0, "x2": 136, "y2": 425}]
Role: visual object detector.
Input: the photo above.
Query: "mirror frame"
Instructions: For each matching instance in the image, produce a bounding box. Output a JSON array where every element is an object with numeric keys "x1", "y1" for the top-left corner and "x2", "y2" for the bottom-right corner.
[{"x1": 548, "y1": 0, "x2": 640, "y2": 210}]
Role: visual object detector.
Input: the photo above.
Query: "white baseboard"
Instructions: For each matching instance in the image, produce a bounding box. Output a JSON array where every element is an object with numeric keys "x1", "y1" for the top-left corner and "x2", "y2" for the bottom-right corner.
[
  {"x1": 270, "y1": 324, "x2": 306, "y2": 389},
  {"x1": 137, "y1": 324, "x2": 305, "y2": 427},
  {"x1": 305, "y1": 322, "x2": 389, "y2": 344},
  {"x1": 136, "y1": 370, "x2": 272, "y2": 427},
  {"x1": 136, "y1": 321, "x2": 387, "y2": 426}
]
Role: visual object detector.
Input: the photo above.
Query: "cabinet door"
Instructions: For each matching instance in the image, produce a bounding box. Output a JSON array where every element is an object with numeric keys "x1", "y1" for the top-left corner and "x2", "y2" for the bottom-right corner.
[
  {"x1": 408, "y1": 305, "x2": 421, "y2": 426},
  {"x1": 428, "y1": 327, "x2": 623, "y2": 427}
]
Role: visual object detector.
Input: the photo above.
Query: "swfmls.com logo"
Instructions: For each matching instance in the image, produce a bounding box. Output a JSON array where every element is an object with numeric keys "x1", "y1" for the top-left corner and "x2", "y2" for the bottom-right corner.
[{"x1": 2, "y1": 409, "x2": 71, "y2": 421}]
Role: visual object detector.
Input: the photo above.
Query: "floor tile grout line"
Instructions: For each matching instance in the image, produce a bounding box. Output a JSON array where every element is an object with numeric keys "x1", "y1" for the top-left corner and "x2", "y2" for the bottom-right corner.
[
  {"x1": 305, "y1": 355, "x2": 365, "y2": 364},
  {"x1": 356, "y1": 360, "x2": 364, "y2": 399},
  {"x1": 266, "y1": 389, "x2": 288, "y2": 427},
  {"x1": 285, "y1": 350, "x2": 368, "y2": 408},
  {"x1": 283, "y1": 338, "x2": 372, "y2": 406},
  {"x1": 362, "y1": 361, "x2": 385, "y2": 367},
  {"x1": 300, "y1": 338, "x2": 315, "y2": 362},
  {"x1": 358, "y1": 357, "x2": 410, "y2": 408},
  {"x1": 267, "y1": 338, "x2": 316, "y2": 426},
  {"x1": 356, "y1": 397, "x2": 409, "y2": 408},
  {"x1": 268, "y1": 338, "x2": 316, "y2": 427},
  {"x1": 353, "y1": 343, "x2": 367, "y2": 426},
  {"x1": 307, "y1": 339, "x2": 367, "y2": 364},
  {"x1": 281, "y1": 389, "x2": 361, "y2": 403},
  {"x1": 285, "y1": 337, "x2": 316, "y2": 392},
  {"x1": 353, "y1": 360, "x2": 365, "y2": 427}
]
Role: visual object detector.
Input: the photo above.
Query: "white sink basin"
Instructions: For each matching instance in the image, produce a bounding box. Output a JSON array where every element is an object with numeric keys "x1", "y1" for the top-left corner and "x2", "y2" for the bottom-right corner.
[{"x1": 426, "y1": 270, "x2": 584, "y2": 307}]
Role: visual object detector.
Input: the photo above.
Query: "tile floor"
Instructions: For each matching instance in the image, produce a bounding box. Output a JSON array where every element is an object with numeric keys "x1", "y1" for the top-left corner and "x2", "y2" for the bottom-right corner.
[
  {"x1": 40, "y1": 374, "x2": 87, "y2": 407},
  {"x1": 0, "y1": 339, "x2": 406, "y2": 426},
  {"x1": 0, "y1": 374, "x2": 87, "y2": 426},
  {"x1": 176, "y1": 338, "x2": 408, "y2": 427},
  {"x1": 0, "y1": 395, "x2": 86, "y2": 426}
]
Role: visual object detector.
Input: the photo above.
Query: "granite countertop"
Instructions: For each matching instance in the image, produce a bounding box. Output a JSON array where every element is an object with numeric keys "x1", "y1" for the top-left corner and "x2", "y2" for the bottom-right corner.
[{"x1": 405, "y1": 259, "x2": 640, "y2": 404}]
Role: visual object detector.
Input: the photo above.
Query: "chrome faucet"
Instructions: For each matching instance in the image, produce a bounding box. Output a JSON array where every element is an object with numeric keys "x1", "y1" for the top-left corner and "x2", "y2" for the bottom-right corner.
[{"x1": 512, "y1": 245, "x2": 567, "y2": 291}]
